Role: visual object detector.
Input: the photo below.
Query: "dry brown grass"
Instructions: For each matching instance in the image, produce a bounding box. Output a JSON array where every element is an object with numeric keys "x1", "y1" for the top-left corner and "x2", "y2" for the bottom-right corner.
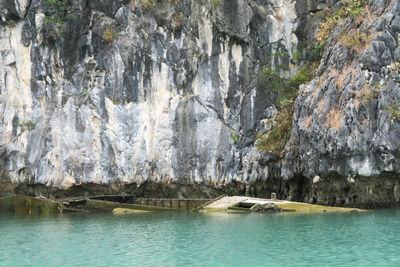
[
  {"x1": 364, "y1": 5, "x2": 378, "y2": 24},
  {"x1": 360, "y1": 83, "x2": 381, "y2": 103},
  {"x1": 324, "y1": 107, "x2": 344, "y2": 131},
  {"x1": 103, "y1": 27, "x2": 116, "y2": 43},
  {"x1": 305, "y1": 115, "x2": 312, "y2": 132},
  {"x1": 360, "y1": 119, "x2": 371, "y2": 129},
  {"x1": 339, "y1": 29, "x2": 374, "y2": 53},
  {"x1": 354, "y1": 95, "x2": 362, "y2": 110},
  {"x1": 328, "y1": 68, "x2": 338, "y2": 79},
  {"x1": 142, "y1": 0, "x2": 155, "y2": 8},
  {"x1": 174, "y1": 12, "x2": 184, "y2": 28},
  {"x1": 318, "y1": 99, "x2": 325, "y2": 114},
  {"x1": 354, "y1": 14, "x2": 364, "y2": 25},
  {"x1": 335, "y1": 66, "x2": 354, "y2": 91},
  {"x1": 274, "y1": 8, "x2": 282, "y2": 22},
  {"x1": 310, "y1": 86, "x2": 320, "y2": 106}
]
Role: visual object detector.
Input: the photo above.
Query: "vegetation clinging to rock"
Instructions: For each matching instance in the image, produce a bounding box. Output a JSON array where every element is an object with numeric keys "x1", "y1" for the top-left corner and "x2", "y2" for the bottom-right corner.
[
  {"x1": 256, "y1": 0, "x2": 371, "y2": 155},
  {"x1": 256, "y1": 66, "x2": 314, "y2": 154},
  {"x1": 317, "y1": 0, "x2": 366, "y2": 42},
  {"x1": 211, "y1": 0, "x2": 221, "y2": 6},
  {"x1": 339, "y1": 29, "x2": 372, "y2": 52},
  {"x1": 103, "y1": 26, "x2": 118, "y2": 43},
  {"x1": 19, "y1": 120, "x2": 36, "y2": 131},
  {"x1": 386, "y1": 102, "x2": 400, "y2": 120},
  {"x1": 142, "y1": 0, "x2": 180, "y2": 8}
]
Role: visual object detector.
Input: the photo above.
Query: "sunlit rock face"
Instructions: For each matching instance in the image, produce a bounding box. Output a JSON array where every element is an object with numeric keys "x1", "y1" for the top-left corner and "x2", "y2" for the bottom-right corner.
[{"x1": 0, "y1": 0, "x2": 300, "y2": 188}]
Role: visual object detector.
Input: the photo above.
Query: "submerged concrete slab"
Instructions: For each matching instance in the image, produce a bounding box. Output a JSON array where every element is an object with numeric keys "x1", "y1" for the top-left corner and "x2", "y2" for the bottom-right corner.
[
  {"x1": 203, "y1": 196, "x2": 248, "y2": 210},
  {"x1": 201, "y1": 196, "x2": 367, "y2": 214},
  {"x1": 202, "y1": 196, "x2": 288, "y2": 210},
  {"x1": 112, "y1": 208, "x2": 154, "y2": 214}
]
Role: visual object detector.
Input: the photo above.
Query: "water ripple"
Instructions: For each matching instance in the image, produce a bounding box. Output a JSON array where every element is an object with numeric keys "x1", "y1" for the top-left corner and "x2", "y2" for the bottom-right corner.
[{"x1": 1, "y1": 211, "x2": 400, "y2": 266}]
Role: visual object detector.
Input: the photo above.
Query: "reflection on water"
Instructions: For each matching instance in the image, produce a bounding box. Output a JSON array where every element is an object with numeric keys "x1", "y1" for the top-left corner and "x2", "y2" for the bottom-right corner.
[{"x1": 1, "y1": 210, "x2": 400, "y2": 266}]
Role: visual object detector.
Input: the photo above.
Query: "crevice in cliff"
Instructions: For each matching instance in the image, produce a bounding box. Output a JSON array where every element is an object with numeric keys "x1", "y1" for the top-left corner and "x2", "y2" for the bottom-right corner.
[{"x1": 22, "y1": 0, "x2": 32, "y2": 20}]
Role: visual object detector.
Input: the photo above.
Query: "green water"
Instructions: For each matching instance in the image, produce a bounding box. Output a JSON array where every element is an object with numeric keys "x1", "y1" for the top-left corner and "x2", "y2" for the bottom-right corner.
[{"x1": 1, "y1": 211, "x2": 400, "y2": 267}]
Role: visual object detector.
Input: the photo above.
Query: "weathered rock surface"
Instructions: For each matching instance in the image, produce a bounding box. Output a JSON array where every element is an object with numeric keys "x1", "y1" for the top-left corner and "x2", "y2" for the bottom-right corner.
[
  {"x1": 0, "y1": 0, "x2": 300, "y2": 190},
  {"x1": 284, "y1": 0, "x2": 400, "y2": 178},
  {"x1": 281, "y1": 0, "x2": 400, "y2": 207}
]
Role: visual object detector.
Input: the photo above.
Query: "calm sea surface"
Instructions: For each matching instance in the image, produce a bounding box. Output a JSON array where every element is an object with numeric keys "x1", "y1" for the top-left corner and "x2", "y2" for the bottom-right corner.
[{"x1": 1, "y1": 210, "x2": 400, "y2": 266}]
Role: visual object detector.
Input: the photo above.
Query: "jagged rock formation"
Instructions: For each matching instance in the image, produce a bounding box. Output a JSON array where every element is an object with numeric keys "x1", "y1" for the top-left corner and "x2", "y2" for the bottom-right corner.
[
  {"x1": 1, "y1": 0, "x2": 400, "y2": 207},
  {"x1": 0, "y1": 0, "x2": 299, "y2": 191},
  {"x1": 283, "y1": 0, "x2": 400, "y2": 207}
]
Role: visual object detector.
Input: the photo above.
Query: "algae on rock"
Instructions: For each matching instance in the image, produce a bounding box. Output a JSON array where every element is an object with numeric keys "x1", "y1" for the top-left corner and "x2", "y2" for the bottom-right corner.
[{"x1": 0, "y1": 196, "x2": 61, "y2": 215}]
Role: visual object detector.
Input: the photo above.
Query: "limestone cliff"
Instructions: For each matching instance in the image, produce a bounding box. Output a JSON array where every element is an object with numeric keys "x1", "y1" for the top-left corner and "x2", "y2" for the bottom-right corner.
[
  {"x1": 0, "y1": 0, "x2": 299, "y2": 191},
  {"x1": 283, "y1": 0, "x2": 400, "y2": 207},
  {"x1": 0, "y1": 0, "x2": 400, "y2": 207}
]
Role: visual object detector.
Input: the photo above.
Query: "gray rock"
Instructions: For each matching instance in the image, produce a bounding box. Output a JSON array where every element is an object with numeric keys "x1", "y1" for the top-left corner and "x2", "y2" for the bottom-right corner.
[
  {"x1": 0, "y1": 0, "x2": 30, "y2": 21},
  {"x1": 251, "y1": 203, "x2": 282, "y2": 213},
  {"x1": 0, "y1": 0, "x2": 300, "y2": 189},
  {"x1": 284, "y1": 0, "x2": 400, "y2": 183}
]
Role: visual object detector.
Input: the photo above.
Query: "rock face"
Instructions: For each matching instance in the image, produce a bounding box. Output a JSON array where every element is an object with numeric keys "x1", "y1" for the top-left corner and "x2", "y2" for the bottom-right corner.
[
  {"x1": 0, "y1": 0, "x2": 299, "y2": 190},
  {"x1": 282, "y1": 0, "x2": 400, "y2": 207},
  {"x1": 284, "y1": 0, "x2": 400, "y2": 179},
  {"x1": 1, "y1": 0, "x2": 400, "y2": 207}
]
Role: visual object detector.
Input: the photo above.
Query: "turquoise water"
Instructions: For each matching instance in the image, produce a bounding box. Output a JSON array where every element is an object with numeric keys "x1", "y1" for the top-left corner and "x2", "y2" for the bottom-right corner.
[{"x1": 1, "y1": 211, "x2": 400, "y2": 267}]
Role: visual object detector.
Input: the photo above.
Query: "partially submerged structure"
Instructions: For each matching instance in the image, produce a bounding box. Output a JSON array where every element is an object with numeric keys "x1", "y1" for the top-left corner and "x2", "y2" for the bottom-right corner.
[
  {"x1": 200, "y1": 196, "x2": 366, "y2": 214},
  {"x1": 0, "y1": 195, "x2": 365, "y2": 215}
]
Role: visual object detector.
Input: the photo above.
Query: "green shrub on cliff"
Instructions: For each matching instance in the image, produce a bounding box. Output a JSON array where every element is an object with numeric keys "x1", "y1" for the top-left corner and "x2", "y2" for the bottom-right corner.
[
  {"x1": 309, "y1": 40, "x2": 327, "y2": 62},
  {"x1": 43, "y1": 0, "x2": 76, "y2": 39},
  {"x1": 47, "y1": 0, "x2": 67, "y2": 11},
  {"x1": 230, "y1": 129, "x2": 239, "y2": 144},
  {"x1": 386, "y1": 102, "x2": 400, "y2": 120},
  {"x1": 81, "y1": 90, "x2": 91, "y2": 97},
  {"x1": 103, "y1": 27, "x2": 118, "y2": 43},
  {"x1": 256, "y1": 66, "x2": 313, "y2": 154},
  {"x1": 211, "y1": 0, "x2": 221, "y2": 6},
  {"x1": 142, "y1": 0, "x2": 156, "y2": 8},
  {"x1": 260, "y1": 65, "x2": 312, "y2": 107},
  {"x1": 19, "y1": 120, "x2": 36, "y2": 131},
  {"x1": 287, "y1": 66, "x2": 313, "y2": 95},
  {"x1": 256, "y1": 99, "x2": 294, "y2": 154},
  {"x1": 142, "y1": 0, "x2": 180, "y2": 8}
]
